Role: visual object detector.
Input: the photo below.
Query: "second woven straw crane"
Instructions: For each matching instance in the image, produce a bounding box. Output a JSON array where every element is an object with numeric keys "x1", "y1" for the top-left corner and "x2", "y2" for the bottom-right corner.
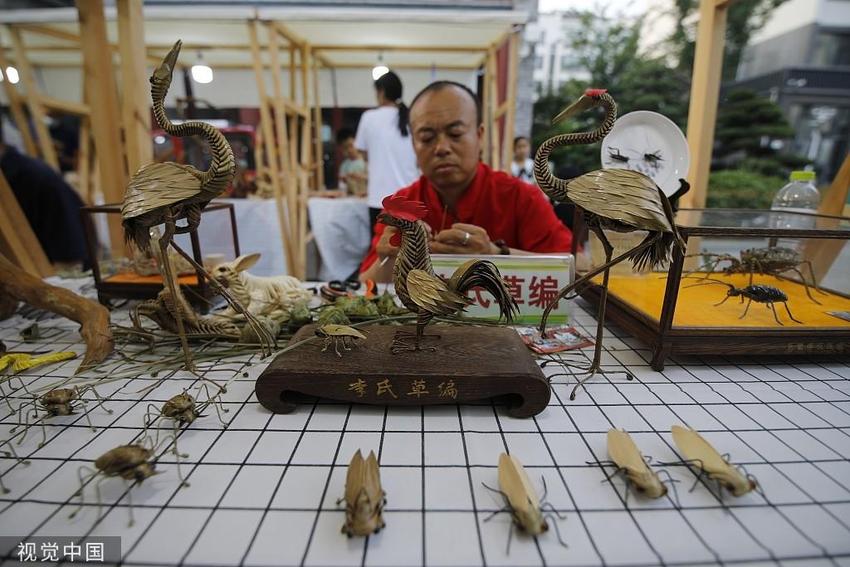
[{"x1": 534, "y1": 88, "x2": 688, "y2": 397}]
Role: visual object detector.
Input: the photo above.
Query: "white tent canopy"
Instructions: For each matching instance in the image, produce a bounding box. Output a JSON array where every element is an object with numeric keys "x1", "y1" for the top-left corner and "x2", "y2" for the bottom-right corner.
[{"x1": 0, "y1": 5, "x2": 525, "y2": 70}]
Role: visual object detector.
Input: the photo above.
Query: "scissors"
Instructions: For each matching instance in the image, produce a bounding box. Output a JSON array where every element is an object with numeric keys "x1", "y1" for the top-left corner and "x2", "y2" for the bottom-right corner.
[{"x1": 320, "y1": 279, "x2": 376, "y2": 301}]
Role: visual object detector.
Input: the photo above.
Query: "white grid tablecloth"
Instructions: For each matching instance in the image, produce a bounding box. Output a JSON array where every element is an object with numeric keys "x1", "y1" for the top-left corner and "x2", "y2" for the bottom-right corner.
[{"x1": 1, "y1": 279, "x2": 849, "y2": 567}]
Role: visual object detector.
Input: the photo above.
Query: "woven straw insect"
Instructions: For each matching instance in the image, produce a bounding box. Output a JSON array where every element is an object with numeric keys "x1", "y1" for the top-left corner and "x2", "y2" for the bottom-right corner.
[
  {"x1": 483, "y1": 453, "x2": 567, "y2": 552},
  {"x1": 315, "y1": 324, "x2": 367, "y2": 357},
  {"x1": 11, "y1": 384, "x2": 112, "y2": 448},
  {"x1": 142, "y1": 383, "x2": 229, "y2": 485},
  {"x1": 339, "y1": 450, "x2": 386, "y2": 537},
  {"x1": 0, "y1": 350, "x2": 77, "y2": 414},
  {"x1": 69, "y1": 433, "x2": 184, "y2": 527},
  {"x1": 605, "y1": 429, "x2": 677, "y2": 503},
  {"x1": 671, "y1": 425, "x2": 758, "y2": 497}
]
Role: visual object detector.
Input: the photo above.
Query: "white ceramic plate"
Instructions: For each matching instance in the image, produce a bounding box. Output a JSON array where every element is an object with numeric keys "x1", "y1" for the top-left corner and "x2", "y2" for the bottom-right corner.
[{"x1": 600, "y1": 110, "x2": 690, "y2": 197}]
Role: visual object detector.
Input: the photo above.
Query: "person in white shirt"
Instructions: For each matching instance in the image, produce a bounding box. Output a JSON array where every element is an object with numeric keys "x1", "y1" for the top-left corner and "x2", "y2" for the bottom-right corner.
[
  {"x1": 354, "y1": 70, "x2": 419, "y2": 233},
  {"x1": 510, "y1": 136, "x2": 536, "y2": 185}
]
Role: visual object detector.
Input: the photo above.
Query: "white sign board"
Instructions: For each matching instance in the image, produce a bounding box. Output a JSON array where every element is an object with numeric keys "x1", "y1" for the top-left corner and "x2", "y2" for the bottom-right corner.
[{"x1": 430, "y1": 254, "x2": 574, "y2": 325}]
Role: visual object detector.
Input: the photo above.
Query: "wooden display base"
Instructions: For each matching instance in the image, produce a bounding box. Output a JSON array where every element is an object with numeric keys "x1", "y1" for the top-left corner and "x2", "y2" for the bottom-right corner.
[{"x1": 256, "y1": 324, "x2": 550, "y2": 418}]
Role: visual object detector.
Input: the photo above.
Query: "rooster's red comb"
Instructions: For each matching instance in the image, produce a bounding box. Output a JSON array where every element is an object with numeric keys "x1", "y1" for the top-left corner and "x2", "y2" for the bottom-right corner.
[
  {"x1": 382, "y1": 194, "x2": 428, "y2": 222},
  {"x1": 585, "y1": 88, "x2": 607, "y2": 97}
]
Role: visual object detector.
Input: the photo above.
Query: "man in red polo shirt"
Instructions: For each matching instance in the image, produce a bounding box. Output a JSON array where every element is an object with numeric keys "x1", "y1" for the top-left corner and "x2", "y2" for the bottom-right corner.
[{"x1": 359, "y1": 80, "x2": 572, "y2": 282}]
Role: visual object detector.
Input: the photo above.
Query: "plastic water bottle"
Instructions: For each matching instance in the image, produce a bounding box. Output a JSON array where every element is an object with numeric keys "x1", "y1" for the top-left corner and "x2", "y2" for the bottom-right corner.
[{"x1": 771, "y1": 170, "x2": 820, "y2": 231}]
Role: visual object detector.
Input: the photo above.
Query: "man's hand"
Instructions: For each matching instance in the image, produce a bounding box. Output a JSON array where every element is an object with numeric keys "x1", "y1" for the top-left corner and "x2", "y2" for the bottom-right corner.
[
  {"x1": 431, "y1": 223, "x2": 498, "y2": 255},
  {"x1": 376, "y1": 226, "x2": 401, "y2": 259}
]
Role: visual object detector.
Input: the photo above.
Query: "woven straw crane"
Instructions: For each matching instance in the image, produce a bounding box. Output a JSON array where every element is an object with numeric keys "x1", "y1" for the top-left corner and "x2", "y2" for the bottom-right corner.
[
  {"x1": 121, "y1": 40, "x2": 274, "y2": 368},
  {"x1": 534, "y1": 88, "x2": 688, "y2": 398}
]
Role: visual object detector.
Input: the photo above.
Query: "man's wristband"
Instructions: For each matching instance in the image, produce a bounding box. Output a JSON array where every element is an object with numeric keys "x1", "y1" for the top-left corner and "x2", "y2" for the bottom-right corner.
[{"x1": 494, "y1": 239, "x2": 510, "y2": 255}]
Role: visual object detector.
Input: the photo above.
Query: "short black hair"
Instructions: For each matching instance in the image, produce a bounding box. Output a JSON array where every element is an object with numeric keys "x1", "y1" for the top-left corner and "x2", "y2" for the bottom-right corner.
[
  {"x1": 513, "y1": 136, "x2": 529, "y2": 148},
  {"x1": 409, "y1": 81, "x2": 482, "y2": 126},
  {"x1": 336, "y1": 127, "x2": 355, "y2": 145}
]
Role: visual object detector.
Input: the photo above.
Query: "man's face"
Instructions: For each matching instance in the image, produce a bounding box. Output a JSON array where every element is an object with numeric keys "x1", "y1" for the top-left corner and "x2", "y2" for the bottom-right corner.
[
  {"x1": 409, "y1": 86, "x2": 483, "y2": 191},
  {"x1": 341, "y1": 138, "x2": 358, "y2": 160}
]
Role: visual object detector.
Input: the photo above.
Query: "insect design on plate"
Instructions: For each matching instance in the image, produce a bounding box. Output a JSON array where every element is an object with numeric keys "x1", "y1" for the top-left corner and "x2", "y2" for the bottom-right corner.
[
  {"x1": 607, "y1": 147, "x2": 630, "y2": 163},
  {"x1": 142, "y1": 383, "x2": 228, "y2": 485},
  {"x1": 315, "y1": 324, "x2": 367, "y2": 357},
  {"x1": 684, "y1": 246, "x2": 825, "y2": 304},
  {"x1": 482, "y1": 453, "x2": 567, "y2": 553},
  {"x1": 10, "y1": 384, "x2": 113, "y2": 448},
  {"x1": 597, "y1": 429, "x2": 679, "y2": 505},
  {"x1": 669, "y1": 425, "x2": 760, "y2": 499},
  {"x1": 339, "y1": 449, "x2": 385, "y2": 537},
  {"x1": 686, "y1": 277, "x2": 802, "y2": 325},
  {"x1": 643, "y1": 150, "x2": 663, "y2": 164},
  {"x1": 69, "y1": 433, "x2": 183, "y2": 527}
]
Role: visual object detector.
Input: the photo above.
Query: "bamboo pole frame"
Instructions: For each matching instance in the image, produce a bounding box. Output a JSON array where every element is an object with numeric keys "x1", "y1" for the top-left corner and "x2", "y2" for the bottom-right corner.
[
  {"x1": 117, "y1": 0, "x2": 153, "y2": 177},
  {"x1": 266, "y1": 22, "x2": 296, "y2": 268},
  {"x1": 248, "y1": 19, "x2": 297, "y2": 277},
  {"x1": 0, "y1": 46, "x2": 37, "y2": 157},
  {"x1": 681, "y1": 0, "x2": 732, "y2": 209},
  {"x1": 0, "y1": 170, "x2": 54, "y2": 277},
  {"x1": 247, "y1": 19, "x2": 325, "y2": 279},
  {"x1": 8, "y1": 25, "x2": 60, "y2": 170},
  {"x1": 312, "y1": 52, "x2": 324, "y2": 193},
  {"x1": 76, "y1": 0, "x2": 128, "y2": 255},
  {"x1": 487, "y1": 46, "x2": 500, "y2": 169},
  {"x1": 500, "y1": 30, "x2": 520, "y2": 172}
]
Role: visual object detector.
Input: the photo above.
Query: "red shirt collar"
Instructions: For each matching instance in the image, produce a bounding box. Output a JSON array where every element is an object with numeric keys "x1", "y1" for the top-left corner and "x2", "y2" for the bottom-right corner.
[{"x1": 420, "y1": 162, "x2": 488, "y2": 232}]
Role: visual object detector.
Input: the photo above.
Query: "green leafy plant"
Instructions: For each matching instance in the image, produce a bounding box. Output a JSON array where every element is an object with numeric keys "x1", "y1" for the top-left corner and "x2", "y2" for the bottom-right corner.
[{"x1": 706, "y1": 169, "x2": 786, "y2": 209}]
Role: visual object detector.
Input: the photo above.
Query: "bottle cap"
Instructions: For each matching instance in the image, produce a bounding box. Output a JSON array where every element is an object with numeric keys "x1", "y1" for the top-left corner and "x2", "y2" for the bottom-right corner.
[{"x1": 790, "y1": 170, "x2": 816, "y2": 182}]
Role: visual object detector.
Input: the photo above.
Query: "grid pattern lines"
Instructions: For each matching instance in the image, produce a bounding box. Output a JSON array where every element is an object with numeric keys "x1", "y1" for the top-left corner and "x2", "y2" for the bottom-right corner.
[{"x1": 1, "y1": 278, "x2": 849, "y2": 567}]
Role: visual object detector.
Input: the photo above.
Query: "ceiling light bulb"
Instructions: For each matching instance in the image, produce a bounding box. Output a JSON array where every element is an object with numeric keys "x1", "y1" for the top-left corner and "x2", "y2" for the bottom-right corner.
[
  {"x1": 191, "y1": 63, "x2": 213, "y2": 84},
  {"x1": 191, "y1": 52, "x2": 213, "y2": 84},
  {"x1": 4, "y1": 66, "x2": 20, "y2": 84}
]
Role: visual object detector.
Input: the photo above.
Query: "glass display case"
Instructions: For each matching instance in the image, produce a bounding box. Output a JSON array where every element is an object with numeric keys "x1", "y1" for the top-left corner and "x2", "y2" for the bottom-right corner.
[
  {"x1": 80, "y1": 201, "x2": 240, "y2": 309},
  {"x1": 575, "y1": 208, "x2": 850, "y2": 370}
]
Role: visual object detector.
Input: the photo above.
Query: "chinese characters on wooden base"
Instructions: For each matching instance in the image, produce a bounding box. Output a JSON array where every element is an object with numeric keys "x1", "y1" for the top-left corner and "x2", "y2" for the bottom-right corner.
[{"x1": 255, "y1": 324, "x2": 551, "y2": 418}]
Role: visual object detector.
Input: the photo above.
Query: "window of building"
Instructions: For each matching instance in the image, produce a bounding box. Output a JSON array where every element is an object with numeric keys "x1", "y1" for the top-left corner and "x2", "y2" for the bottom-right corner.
[
  {"x1": 813, "y1": 31, "x2": 850, "y2": 67},
  {"x1": 560, "y1": 53, "x2": 579, "y2": 71},
  {"x1": 534, "y1": 54, "x2": 544, "y2": 70}
]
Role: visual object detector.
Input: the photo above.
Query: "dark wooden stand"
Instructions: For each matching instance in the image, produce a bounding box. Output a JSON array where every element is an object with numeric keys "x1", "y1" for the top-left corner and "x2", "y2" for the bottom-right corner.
[{"x1": 255, "y1": 324, "x2": 551, "y2": 418}]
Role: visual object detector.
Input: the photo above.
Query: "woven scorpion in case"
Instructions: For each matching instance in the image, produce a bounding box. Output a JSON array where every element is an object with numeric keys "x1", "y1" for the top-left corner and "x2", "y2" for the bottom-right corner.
[{"x1": 685, "y1": 246, "x2": 825, "y2": 303}]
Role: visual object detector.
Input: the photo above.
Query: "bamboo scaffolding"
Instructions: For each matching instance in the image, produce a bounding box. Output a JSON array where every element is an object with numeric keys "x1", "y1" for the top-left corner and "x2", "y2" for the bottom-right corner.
[
  {"x1": 8, "y1": 25, "x2": 60, "y2": 170},
  {"x1": 248, "y1": 19, "x2": 297, "y2": 277}
]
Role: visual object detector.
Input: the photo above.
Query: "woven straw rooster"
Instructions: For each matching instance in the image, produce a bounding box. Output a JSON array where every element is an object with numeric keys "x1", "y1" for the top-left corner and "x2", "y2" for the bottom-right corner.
[{"x1": 378, "y1": 194, "x2": 518, "y2": 353}]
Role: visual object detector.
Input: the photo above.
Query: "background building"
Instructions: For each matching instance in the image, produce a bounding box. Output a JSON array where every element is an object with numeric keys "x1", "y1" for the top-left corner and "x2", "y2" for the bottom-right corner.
[
  {"x1": 524, "y1": 9, "x2": 588, "y2": 100},
  {"x1": 732, "y1": 0, "x2": 850, "y2": 182}
]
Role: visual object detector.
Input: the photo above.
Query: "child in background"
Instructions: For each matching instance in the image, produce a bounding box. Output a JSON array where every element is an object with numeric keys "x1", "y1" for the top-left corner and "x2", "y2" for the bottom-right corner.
[
  {"x1": 337, "y1": 128, "x2": 367, "y2": 197},
  {"x1": 510, "y1": 136, "x2": 535, "y2": 185}
]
